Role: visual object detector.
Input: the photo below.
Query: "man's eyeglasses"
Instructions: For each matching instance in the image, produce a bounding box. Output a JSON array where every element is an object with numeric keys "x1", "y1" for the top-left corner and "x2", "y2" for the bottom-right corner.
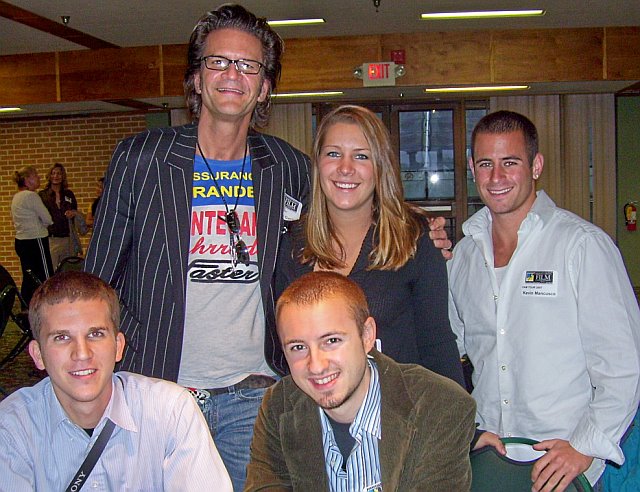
[
  {"x1": 201, "y1": 55, "x2": 264, "y2": 75},
  {"x1": 224, "y1": 210, "x2": 250, "y2": 267}
]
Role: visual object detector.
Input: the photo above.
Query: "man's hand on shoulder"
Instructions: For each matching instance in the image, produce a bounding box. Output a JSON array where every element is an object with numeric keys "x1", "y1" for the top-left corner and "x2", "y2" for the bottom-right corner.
[
  {"x1": 531, "y1": 439, "x2": 593, "y2": 492},
  {"x1": 428, "y1": 216, "x2": 453, "y2": 260},
  {"x1": 472, "y1": 431, "x2": 507, "y2": 455}
]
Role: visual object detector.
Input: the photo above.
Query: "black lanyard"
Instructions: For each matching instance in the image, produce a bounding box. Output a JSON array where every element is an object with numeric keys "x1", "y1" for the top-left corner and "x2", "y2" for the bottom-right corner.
[
  {"x1": 64, "y1": 376, "x2": 123, "y2": 492},
  {"x1": 64, "y1": 418, "x2": 116, "y2": 492}
]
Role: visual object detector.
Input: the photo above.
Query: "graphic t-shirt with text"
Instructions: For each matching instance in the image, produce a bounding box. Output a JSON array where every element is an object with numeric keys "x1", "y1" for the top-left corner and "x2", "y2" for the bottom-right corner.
[{"x1": 178, "y1": 154, "x2": 273, "y2": 389}]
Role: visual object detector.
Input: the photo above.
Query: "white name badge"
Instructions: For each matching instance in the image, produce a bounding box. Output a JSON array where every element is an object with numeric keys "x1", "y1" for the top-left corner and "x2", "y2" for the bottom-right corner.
[
  {"x1": 283, "y1": 192, "x2": 302, "y2": 221},
  {"x1": 521, "y1": 270, "x2": 558, "y2": 298}
]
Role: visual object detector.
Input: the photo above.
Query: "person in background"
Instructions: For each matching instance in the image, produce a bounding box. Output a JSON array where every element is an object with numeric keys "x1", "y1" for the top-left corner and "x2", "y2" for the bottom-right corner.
[
  {"x1": 39, "y1": 163, "x2": 78, "y2": 268},
  {"x1": 275, "y1": 105, "x2": 464, "y2": 386},
  {"x1": 448, "y1": 110, "x2": 640, "y2": 491},
  {"x1": 86, "y1": 176, "x2": 104, "y2": 228},
  {"x1": 0, "y1": 271, "x2": 232, "y2": 491},
  {"x1": 11, "y1": 165, "x2": 53, "y2": 305},
  {"x1": 246, "y1": 271, "x2": 475, "y2": 491}
]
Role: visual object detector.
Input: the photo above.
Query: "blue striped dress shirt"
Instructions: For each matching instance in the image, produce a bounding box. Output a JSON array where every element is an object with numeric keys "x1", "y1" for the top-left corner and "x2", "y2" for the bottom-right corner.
[
  {"x1": 0, "y1": 372, "x2": 232, "y2": 491},
  {"x1": 320, "y1": 359, "x2": 382, "y2": 492}
]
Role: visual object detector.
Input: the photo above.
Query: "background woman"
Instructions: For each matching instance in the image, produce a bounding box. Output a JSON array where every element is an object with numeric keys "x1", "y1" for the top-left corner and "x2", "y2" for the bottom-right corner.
[
  {"x1": 275, "y1": 105, "x2": 464, "y2": 386},
  {"x1": 11, "y1": 166, "x2": 53, "y2": 304},
  {"x1": 38, "y1": 163, "x2": 78, "y2": 268}
]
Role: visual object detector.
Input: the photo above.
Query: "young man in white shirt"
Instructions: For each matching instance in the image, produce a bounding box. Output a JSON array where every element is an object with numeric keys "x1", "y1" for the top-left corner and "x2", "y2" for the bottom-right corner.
[{"x1": 448, "y1": 110, "x2": 640, "y2": 491}]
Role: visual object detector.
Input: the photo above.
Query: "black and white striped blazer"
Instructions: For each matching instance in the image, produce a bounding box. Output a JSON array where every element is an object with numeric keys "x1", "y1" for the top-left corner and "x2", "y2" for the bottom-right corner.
[{"x1": 85, "y1": 123, "x2": 310, "y2": 381}]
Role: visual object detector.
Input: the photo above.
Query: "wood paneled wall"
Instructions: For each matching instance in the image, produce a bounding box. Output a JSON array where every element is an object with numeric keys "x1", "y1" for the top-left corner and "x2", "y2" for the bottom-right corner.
[{"x1": 1, "y1": 26, "x2": 639, "y2": 106}]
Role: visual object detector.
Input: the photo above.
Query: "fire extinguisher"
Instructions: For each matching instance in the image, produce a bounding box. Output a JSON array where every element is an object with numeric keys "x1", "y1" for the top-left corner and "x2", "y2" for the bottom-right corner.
[{"x1": 624, "y1": 201, "x2": 637, "y2": 231}]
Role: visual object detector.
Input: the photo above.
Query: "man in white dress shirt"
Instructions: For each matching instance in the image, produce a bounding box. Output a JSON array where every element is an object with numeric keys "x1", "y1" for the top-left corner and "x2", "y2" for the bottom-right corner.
[
  {"x1": 448, "y1": 110, "x2": 640, "y2": 491},
  {"x1": 0, "y1": 271, "x2": 232, "y2": 491}
]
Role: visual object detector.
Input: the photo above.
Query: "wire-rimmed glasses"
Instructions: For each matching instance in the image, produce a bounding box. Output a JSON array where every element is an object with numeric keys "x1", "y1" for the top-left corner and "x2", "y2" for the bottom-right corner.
[
  {"x1": 201, "y1": 55, "x2": 264, "y2": 75},
  {"x1": 224, "y1": 210, "x2": 250, "y2": 267}
]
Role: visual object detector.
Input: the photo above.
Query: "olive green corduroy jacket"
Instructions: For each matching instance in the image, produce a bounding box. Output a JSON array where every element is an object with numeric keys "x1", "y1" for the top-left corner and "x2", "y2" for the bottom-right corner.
[{"x1": 245, "y1": 350, "x2": 476, "y2": 491}]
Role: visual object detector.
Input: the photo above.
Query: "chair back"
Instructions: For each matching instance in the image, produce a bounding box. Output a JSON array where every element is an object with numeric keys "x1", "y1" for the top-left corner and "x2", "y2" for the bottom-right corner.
[
  {"x1": 471, "y1": 437, "x2": 593, "y2": 491},
  {"x1": 56, "y1": 256, "x2": 85, "y2": 273},
  {"x1": 0, "y1": 266, "x2": 32, "y2": 372},
  {"x1": 0, "y1": 285, "x2": 16, "y2": 339},
  {"x1": 0, "y1": 264, "x2": 17, "y2": 290}
]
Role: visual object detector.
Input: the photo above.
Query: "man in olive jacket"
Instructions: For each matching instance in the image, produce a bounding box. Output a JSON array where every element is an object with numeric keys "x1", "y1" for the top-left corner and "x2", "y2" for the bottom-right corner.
[{"x1": 245, "y1": 272, "x2": 476, "y2": 491}]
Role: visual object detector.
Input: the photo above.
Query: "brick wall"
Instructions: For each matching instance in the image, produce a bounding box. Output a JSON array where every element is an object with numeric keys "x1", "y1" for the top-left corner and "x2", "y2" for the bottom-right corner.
[{"x1": 0, "y1": 114, "x2": 147, "y2": 284}]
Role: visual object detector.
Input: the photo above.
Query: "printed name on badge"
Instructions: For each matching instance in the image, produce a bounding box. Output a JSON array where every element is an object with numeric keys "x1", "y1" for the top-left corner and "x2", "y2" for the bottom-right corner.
[
  {"x1": 521, "y1": 270, "x2": 558, "y2": 297},
  {"x1": 283, "y1": 192, "x2": 302, "y2": 221}
]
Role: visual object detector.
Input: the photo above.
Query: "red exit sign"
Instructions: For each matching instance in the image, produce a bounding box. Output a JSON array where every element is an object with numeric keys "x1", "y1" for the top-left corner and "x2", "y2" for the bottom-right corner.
[
  {"x1": 363, "y1": 62, "x2": 397, "y2": 87},
  {"x1": 368, "y1": 63, "x2": 391, "y2": 79}
]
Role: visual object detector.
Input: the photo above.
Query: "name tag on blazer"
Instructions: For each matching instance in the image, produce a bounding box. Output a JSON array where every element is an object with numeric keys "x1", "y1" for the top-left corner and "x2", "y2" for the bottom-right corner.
[{"x1": 283, "y1": 192, "x2": 302, "y2": 221}]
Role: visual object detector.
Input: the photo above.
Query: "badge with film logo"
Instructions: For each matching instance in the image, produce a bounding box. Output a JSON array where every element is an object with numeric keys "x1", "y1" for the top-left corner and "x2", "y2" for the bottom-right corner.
[{"x1": 521, "y1": 270, "x2": 558, "y2": 297}]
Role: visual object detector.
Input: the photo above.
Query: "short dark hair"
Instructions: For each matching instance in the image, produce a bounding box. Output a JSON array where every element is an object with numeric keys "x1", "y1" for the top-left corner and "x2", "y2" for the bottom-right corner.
[
  {"x1": 276, "y1": 272, "x2": 370, "y2": 336},
  {"x1": 29, "y1": 271, "x2": 120, "y2": 340},
  {"x1": 471, "y1": 110, "x2": 539, "y2": 165},
  {"x1": 184, "y1": 4, "x2": 283, "y2": 128}
]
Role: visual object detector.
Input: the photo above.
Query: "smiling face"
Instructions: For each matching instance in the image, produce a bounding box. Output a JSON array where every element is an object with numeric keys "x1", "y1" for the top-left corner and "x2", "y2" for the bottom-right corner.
[
  {"x1": 194, "y1": 28, "x2": 269, "y2": 128},
  {"x1": 318, "y1": 122, "x2": 376, "y2": 222},
  {"x1": 470, "y1": 130, "x2": 543, "y2": 223},
  {"x1": 29, "y1": 299, "x2": 125, "y2": 428},
  {"x1": 278, "y1": 295, "x2": 376, "y2": 423}
]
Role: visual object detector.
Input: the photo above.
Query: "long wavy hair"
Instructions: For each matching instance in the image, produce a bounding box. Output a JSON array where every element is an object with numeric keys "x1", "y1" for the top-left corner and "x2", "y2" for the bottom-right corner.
[
  {"x1": 44, "y1": 163, "x2": 69, "y2": 190},
  {"x1": 301, "y1": 105, "x2": 426, "y2": 271},
  {"x1": 183, "y1": 4, "x2": 283, "y2": 128}
]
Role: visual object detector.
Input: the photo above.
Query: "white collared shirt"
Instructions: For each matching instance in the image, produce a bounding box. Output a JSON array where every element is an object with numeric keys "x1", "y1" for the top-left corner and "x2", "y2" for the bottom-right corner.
[
  {"x1": 448, "y1": 190, "x2": 640, "y2": 484},
  {"x1": 320, "y1": 359, "x2": 382, "y2": 492}
]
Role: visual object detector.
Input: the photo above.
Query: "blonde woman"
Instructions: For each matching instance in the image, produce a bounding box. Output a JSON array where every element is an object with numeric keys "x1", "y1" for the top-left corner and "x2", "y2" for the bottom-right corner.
[
  {"x1": 275, "y1": 105, "x2": 464, "y2": 386},
  {"x1": 11, "y1": 166, "x2": 53, "y2": 304}
]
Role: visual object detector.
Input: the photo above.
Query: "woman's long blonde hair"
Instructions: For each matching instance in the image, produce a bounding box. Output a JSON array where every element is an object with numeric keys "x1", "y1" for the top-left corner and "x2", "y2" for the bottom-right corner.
[{"x1": 301, "y1": 105, "x2": 426, "y2": 271}]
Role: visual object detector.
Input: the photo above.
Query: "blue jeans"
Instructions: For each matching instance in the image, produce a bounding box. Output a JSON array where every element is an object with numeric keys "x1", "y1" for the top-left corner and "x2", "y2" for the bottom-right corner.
[{"x1": 194, "y1": 386, "x2": 267, "y2": 492}]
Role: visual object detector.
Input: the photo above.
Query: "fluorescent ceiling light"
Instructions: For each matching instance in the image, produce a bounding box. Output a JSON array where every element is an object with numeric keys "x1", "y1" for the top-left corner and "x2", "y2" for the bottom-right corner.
[
  {"x1": 0, "y1": 107, "x2": 22, "y2": 113},
  {"x1": 424, "y1": 85, "x2": 530, "y2": 93},
  {"x1": 268, "y1": 18, "x2": 325, "y2": 27},
  {"x1": 272, "y1": 91, "x2": 344, "y2": 98},
  {"x1": 421, "y1": 10, "x2": 545, "y2": 20}
]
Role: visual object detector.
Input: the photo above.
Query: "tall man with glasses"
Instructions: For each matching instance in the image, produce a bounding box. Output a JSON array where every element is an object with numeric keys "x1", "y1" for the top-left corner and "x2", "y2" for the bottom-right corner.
[{"x1": 84, "y1": 5, "x2": 309, "y2": 490}]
